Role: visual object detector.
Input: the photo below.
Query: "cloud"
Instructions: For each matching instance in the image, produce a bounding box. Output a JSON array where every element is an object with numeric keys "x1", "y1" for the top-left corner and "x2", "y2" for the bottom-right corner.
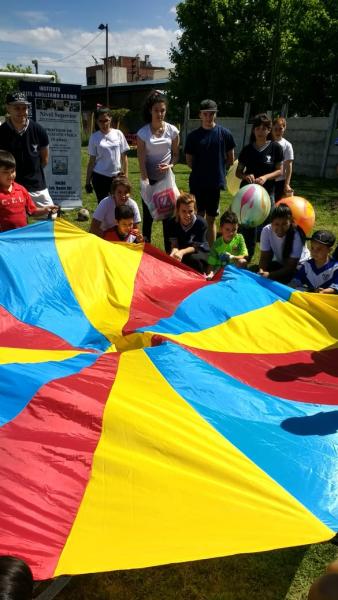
[
  {"x1": 169, "y1": 6, "x2": 177, "y2": 15},
  {"x1": 0, "y1": 25, "x2": 180, "y2": 84},
  {"x1": 0, "y1": 27, "x2": 63, "y2": 45},
  {"x1": 109, "y1": 26, "x2": 179, "y2": 65}
]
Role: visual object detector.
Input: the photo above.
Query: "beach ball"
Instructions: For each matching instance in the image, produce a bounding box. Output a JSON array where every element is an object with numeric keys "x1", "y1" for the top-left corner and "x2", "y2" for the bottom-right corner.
[
  {"x1": 276, "y1": 196, "x2": 315, "y2": 235},
  {"x1": 231, "y1": 184, "x2": 271, "y2": 227},
  {"x1": 226, "y1": 160, "x2": 241, "y2": 196}
]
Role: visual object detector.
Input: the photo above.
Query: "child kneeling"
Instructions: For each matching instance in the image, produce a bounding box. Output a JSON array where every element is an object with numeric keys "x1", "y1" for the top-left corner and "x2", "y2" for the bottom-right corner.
[
  {"x1": 104, "y1": 204, "x2": 143, "y2": 243},
  {"x1": 207, "y1": 210, "x2": 248, "y2": 279},
  {"x1": 292, "y1": 230, "x2": 338, "y2": 293},
  {"x1": 89, "y1": 175, "x2": 141, "y2": 238},
  {"x1": 258, "y1": 203, "x2": 309, "y2": 284},
  {"x1": 167, "y1": 192, "x2": 209, "y2": 273}
]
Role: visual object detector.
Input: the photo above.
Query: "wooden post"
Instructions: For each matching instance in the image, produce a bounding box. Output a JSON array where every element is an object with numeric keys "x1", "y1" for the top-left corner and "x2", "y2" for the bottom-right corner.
[
  {"x1": 320, "y1": 103, "x2": 338, "y2": 178},
  {"x1": 241, "y1": 102, "x2": 251, "y2": 150},
  {"x1": 182, "y1": 101, "x2": 190, "y2": 151}
]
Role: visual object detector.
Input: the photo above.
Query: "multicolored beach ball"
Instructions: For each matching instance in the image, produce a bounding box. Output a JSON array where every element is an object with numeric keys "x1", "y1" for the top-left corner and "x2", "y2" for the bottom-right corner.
[{"x1": 231, "y1": 184, "x2": 271, "y2": 227}]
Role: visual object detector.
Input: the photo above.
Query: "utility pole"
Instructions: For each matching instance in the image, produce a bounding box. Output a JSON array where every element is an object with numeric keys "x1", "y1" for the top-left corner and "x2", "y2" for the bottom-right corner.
[
  {"x1": 98, "y1": 23, "x2": 109, "y2": 107},
  {"x1": 32, "y1": 60, "x2": 38, "y2": 74}
]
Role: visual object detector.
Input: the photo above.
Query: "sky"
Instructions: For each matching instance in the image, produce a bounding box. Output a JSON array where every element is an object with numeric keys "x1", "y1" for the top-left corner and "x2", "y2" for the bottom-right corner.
[{"x1": 0, "y1": 0, "x2": 180, "y2": 85}]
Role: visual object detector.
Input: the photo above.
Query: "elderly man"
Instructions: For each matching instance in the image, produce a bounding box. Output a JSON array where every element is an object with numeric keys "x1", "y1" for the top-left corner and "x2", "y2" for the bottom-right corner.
[{"x1": 0, "y1": 92, "x2": 53, "y2": 209}]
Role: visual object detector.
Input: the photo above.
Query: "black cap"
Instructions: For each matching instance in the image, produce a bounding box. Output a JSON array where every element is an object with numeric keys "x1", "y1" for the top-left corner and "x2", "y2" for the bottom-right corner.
[
  {"x1": 311, "y1": 230, "x2": 336, "y2": 247},
  {"x1": 6, "y1": 92, "x2": 30, "y2": 106},
  {"x1": 200, "y1": 99, "x2": 218, "y2": 112}
]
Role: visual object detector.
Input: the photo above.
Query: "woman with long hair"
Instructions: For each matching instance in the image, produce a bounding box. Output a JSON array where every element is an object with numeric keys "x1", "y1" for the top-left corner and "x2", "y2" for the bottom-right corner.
[
  {"x1": 236, "y1": 113, "x2": 283, "y2": 259},
  {"x1": 0, "y1": 556, "x2": 33, "y2": 600},
  {"x1": 259, "y1": 203, "x2": 309, "y2": 283},
  {"x1": 137, "y1": 90, "x2": 179, "y2": 252}
]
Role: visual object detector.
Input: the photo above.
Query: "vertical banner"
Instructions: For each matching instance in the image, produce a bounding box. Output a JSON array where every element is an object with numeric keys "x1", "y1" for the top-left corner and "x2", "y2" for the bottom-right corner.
[{"x1": 19, "y1": 82, "x2": 82, "y2": 208}]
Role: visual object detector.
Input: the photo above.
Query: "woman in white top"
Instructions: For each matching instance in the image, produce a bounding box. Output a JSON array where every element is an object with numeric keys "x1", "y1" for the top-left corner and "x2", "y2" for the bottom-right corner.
[
  {"x1": 272, "y1": 117, "x2": 294, "y2": 201},
  {"x1": 85, "y1": 108, "x2": 129, "y2": 203},
  {"x1": 137, "y1": 90, "x2": 179, "y2": 252}
]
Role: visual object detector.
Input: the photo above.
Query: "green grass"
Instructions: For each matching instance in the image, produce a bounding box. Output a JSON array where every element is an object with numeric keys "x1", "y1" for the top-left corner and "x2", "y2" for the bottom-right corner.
[
  {"x1": 51, "y1": 151, "x2": 338, "y2": 600},
  {"x1": 54, "y1": 543, "x2": 338, "y2": 600}
]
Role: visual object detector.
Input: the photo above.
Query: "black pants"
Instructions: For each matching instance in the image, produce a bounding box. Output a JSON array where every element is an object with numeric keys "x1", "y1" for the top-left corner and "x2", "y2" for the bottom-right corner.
[
  {"x1": 193, "y1": 187, "x2": 221, "y2": 217},
  {"x1": 92, "y1": 171, "x2": 113, "y2": 203},
  {"x1": 275, "y1": 180, "x2": 287, "y2": 202},
  {"x1": 141, "y1": 198, "x2": 172, "y2": 254},
  {"x1": 238, "y1": 225, "x2": 257, "y2": 261},
  {"x1": 182, "y1": 252, "x2": 209, "y2": 274}
]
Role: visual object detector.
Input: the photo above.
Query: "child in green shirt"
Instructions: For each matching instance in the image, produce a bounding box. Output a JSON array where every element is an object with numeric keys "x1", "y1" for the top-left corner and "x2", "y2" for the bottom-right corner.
[{"x1": 206, "y1": 210, "x2": 248, "y2": 279}]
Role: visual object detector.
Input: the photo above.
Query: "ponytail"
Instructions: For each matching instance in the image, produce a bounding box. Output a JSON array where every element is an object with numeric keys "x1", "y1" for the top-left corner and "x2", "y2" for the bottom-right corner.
[{"x1": 283, "y1": 225, "x2": 306, "y2": 260}]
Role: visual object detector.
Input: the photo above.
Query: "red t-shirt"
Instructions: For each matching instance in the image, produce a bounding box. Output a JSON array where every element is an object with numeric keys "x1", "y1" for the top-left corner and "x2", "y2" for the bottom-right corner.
[
  {"x1": 104, "y1": 226, "x2": 136, "y2": 243},
  {"x1": 0, "y1": 182, "x2": 37, "y2": 232}
]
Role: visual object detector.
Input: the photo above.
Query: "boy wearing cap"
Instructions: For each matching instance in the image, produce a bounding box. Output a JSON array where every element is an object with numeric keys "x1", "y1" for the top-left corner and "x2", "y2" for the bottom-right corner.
[
  {"x1": 185, "y1": 99, "x2": 235, "y2": 245},
  {"x1": 0, "y1": 92, "x2": 53, "y2": 211},
  {"x1": 293, "y1": 230, "x2": 338, "y2": 293}
]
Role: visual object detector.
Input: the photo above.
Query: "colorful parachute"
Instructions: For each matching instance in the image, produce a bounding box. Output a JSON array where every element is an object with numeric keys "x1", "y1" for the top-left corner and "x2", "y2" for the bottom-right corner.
[{"x1": 0, "y1": 219, "x2": 337, "y2": 580}]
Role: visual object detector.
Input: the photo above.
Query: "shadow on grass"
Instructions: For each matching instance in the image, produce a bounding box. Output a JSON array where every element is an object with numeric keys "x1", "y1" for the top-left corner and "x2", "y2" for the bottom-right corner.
[{"x1": 55, "y1": 546, "x2": 313, "y2": 600}]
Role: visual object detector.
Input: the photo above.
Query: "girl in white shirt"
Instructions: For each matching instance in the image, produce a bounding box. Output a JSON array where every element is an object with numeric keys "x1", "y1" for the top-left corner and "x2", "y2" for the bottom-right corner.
[
  {"x1": 89, "y1": 175, "x2": 141, "y2": 237},
  {"x1": 259, "y1": 203, "x2": 309, "y2": 283},
  {"x1": 86, "y1": 108, "x2": 129, "y2": 203},
  {"x1": 272, "y1": 117, "x2": 294, "y2": 201},
  {"x1": 137, "y1": 90, "x2": 179, "y2": 252}
]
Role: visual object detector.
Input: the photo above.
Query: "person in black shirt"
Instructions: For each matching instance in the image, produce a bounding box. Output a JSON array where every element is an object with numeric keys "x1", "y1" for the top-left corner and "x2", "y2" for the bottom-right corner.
[
  {"x1": 0, "y1": 92, "x2": 53, "y2": 211},
  {"x1": 236, "y1": 113, "x2": 283, "y2": 260},
  {"x1": 168, "y1": 192, "x2": 209, "y2": 273},
  {"x1": 185, "y1": 99, "x2": 235, "y2": 246}
]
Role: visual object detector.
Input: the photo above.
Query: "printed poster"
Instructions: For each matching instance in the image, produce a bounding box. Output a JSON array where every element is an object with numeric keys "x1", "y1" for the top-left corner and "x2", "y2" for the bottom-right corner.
[{"x1": 20, "y1": 82, "x2": 82, "y2": 208}]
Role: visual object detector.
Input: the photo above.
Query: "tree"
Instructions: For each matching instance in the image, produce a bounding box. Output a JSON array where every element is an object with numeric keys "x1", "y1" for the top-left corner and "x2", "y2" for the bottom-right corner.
[
  {"x1": 169, "y1": 0, "x2": 338, "y2": 117},
  {"x1": 110, "y1": 108, "x2": 130, "y2": 129},
  {"x1": 169, "y1": 0, "x2": 278, "y2": 118},
  {"x1": 0, "y1": 65, "x2": 61, "y2": 115},
  {"x1": 0, "y1": 64, "x2": 32, "y2": 114},
  {"x1": 279, "y1": 0, "x2": 338, "y2": 115},
  {"x1": 45, "y1": 70, "x2": 61, "y2": 83}
]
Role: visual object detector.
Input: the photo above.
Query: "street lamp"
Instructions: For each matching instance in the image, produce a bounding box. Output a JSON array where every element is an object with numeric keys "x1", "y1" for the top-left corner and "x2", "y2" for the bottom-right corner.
[
  {"x1": 32, "y1": 60, "x2": 38, "y2": 74},
  {"x1": 98, "y1": 23, "x2": 109, "y2": 107}
]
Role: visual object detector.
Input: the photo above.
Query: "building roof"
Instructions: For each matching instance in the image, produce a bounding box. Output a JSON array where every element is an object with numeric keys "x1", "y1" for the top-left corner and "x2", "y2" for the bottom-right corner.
[{"x1": 82, "y1": 78, "x2": 169, "y2": 90}]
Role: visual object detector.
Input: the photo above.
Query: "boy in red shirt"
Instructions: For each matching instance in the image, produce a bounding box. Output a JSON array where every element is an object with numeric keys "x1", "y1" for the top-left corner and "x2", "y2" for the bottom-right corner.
[
  {"x1": 104, "y1": 204, "x2": 143, "y2": 243},
  {"x1": 0, "y1": 150, "x2": 56, "y2": 232}
]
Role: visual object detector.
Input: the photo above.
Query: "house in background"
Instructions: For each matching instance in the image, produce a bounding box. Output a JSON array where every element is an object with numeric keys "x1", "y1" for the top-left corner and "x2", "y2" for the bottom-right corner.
[
  {"x1": 82, "y1": 54, "x2": 172, "y2": 135},
  {"x1": 86, "y1": 54, "x2": 170, "y2": 86}
]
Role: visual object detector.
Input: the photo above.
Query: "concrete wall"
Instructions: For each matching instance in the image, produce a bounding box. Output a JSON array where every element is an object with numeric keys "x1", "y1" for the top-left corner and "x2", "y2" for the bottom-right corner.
[
  {"x1": 285, "y1": 117, "x2": 336, "y2": 178},
  {"x1": 153, "y1": 69, "x2": 170, "y2": 80},
  {"x1": 96, "y1": 67, "x2": 127, "y2": 86},
  {"x1": 186, "y1": 106, "x2": 338, "y2": 179},
  {"x1": 187, "y1": 118, "x2": 244, "y2": 149}
]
